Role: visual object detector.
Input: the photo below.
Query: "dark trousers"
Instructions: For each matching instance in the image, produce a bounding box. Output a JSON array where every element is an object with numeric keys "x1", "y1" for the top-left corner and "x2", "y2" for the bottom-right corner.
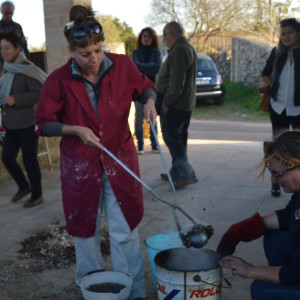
[
  {"x1": 1, "y1": 126, "x2": 42, "y2": 199},
  {"x1": 270, "y1": 106, "x2": 300, "y2": 138},
  {"x1": 160, "y1": 106, "x2": 196, "y2": 180},
  {"x1": 134, "y1": 102, "x2": 158, "y2": 150},
  {"x1": 251, "y1": 231, "x2": 300, "y2": 300}
]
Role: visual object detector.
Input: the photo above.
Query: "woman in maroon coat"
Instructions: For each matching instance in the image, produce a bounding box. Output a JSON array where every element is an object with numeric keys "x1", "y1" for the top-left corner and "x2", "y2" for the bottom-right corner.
[{"x1": 34, "y1": 5, "x2": 156, "y2": 300}]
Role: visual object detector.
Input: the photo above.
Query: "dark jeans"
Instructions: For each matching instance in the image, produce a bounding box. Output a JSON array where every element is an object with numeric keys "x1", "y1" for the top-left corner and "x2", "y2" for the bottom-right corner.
[
  {"x1": 270, "y1": 106, "x2": 300, "y2": 138},
  {"x1": 2, "y1": 126, "x2": 42, "y2": 199},
  {"x1": 134, "y1": 101, "x2": 158, "y2": 150},
  {"x1": 160, "y1": 106, "x2": 196, "y2": 180},
  {"x1": 251, "y1": 231, "x2": 300, "y2": 300}
]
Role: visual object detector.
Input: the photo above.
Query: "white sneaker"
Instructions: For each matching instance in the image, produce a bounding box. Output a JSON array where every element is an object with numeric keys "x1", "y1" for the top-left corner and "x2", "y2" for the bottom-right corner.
[{"x1": 137, "y1": 149, "x2": 144, "y2": 155}]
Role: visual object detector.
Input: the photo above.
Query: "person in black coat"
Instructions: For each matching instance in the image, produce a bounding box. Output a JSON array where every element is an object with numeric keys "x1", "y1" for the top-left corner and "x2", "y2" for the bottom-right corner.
[{"x1": 131, "y1": 27, "x2": 161, "y2": 154}]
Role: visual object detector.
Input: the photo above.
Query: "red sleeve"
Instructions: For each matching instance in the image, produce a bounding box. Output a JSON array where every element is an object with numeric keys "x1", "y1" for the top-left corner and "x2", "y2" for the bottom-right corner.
[{"x1": 34, "y1": 69, "x2": 66, "y2": 136}]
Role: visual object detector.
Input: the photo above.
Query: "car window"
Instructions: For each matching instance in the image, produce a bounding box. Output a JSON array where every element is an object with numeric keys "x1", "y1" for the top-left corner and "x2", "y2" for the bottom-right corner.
[{"x1": 197, "y1": 59, "x2": 215, "y2": 71}]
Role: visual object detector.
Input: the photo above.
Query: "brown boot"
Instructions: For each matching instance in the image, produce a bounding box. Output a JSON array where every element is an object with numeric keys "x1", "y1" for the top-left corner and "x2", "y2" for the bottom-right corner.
[
  {"x1": 11, "y1": 187, "x2": 31, "y2": 202},
  {"x1": 174, "y1": 178, "x2": 198, "y2": 189},
  {"x1": 23, "y1": 196, "x2": 43, "y2": 208}
]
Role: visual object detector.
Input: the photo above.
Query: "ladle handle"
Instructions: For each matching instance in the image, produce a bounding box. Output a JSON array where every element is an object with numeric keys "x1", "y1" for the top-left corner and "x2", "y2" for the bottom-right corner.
[
  {"x1": 99, "y1": 141, "x2": 175, "y2": 209},
  {"x1": 98, "y1": 141, "x2": 198, "y2": 225},
  {"x1": 149, "y1": 120, "x2": 181, "y2": 232},
  {"x1": 149, "y1": 120, "x2": 199, "y2": 226},
  {"x1": 149, "y1": 120, "x2": 176, "y2": 194}
]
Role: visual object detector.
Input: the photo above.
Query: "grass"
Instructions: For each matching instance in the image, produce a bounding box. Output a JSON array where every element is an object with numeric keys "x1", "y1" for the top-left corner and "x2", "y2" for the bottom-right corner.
[{"x1": 192, "y1": 78, "x2": 270, "y2": 122}]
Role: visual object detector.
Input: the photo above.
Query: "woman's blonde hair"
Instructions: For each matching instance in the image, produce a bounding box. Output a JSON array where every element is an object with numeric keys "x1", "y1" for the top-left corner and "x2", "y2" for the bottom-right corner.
[{"x1": 257, "y1": 130, "x2": 300, "y2": 179}]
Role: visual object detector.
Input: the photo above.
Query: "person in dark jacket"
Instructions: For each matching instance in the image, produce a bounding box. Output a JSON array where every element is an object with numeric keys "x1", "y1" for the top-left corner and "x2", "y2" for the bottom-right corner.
[
  {"x1": 218, "y1": 130, "x2": 300, "y2": 300},
  {"x1": 0, "y1": 31, "x2": 46, "y2": 208},
  {"x1": 261, "y1": 18, "x2": 300, "y2": 197},
  {"x1": 0, "y1": 1, "x2": 29, "y2": 68},
  {"x1": 131, "y1": 27, "x2": 161, "y2": 154},
  {"x1": 155, "y1": 21, "x2": 198, "y2": 189}
]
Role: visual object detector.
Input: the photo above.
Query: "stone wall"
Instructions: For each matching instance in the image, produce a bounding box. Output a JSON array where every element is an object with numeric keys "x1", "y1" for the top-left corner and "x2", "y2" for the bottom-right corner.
[
  {"x1": 230, "y1": 37, "x2": 273, "y2": 87},
  {"x1": 43, "y1": 0, "x2": 91, "y2": 74},
  {"x1": 213, "y1": 51, "x2": 231, "y2": 79},
  {"x1": 208, "y1": 36, "x2": 275, "y2": 88}
]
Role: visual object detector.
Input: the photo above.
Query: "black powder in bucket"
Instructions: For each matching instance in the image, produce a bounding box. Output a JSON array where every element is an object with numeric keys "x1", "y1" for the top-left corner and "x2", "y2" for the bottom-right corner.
[{"x1": 87, "y1": 282, "x2": 126, "y2": 294}]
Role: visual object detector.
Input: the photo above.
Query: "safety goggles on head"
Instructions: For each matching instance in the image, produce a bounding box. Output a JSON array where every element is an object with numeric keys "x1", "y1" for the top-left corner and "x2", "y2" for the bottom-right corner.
[{"x1": 71, "y1": 22, "x2": 103, "y2": 42}]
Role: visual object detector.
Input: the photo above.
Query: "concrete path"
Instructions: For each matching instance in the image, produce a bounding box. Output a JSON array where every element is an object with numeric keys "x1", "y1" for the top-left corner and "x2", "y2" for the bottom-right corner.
[{"x1": 0, "y1": 120, "x2": 290, "y2": 300}]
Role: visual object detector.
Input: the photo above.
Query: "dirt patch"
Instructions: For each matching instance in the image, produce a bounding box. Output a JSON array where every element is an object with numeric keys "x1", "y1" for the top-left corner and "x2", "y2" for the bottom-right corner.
[
  {"x1": 17, "y1": 223, "x2": 111, "y2": 271},
  {"x1": 0, "y1": 223, "x2": 112, "y2": 299}
]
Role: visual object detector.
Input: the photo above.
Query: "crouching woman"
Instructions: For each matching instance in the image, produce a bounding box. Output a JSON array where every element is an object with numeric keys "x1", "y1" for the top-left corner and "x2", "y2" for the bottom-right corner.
[{"x1": 217, "y1": 130, "x2": 300, "y2": 300}]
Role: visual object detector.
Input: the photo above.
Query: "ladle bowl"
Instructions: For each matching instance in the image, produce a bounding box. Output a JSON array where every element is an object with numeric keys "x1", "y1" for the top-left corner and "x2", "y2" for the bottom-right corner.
[{"x1": 181, "y1": 224, "x2": 214, "y2": 248}]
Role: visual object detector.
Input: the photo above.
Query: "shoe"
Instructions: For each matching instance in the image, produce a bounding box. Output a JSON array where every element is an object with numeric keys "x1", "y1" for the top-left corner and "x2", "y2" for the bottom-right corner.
[
  {"x1": 11, "y1": 187, "x2": 31, "y2": 202},
  {"x1": 137, "y1": 149, "x2": 144, "y2": 155},
  {"x1": 160, "y1": 173, "x2": 170, "y2": 180},
  {"x1": 23, "y1": 196, "x2": 43, "y2": 208},
  {"x1": 160, "y1": 173, "x2": 178, "y2": 182},
  {"x1": 271, "y1": 183, "x2": 281, "y2": 197},
  {"x1": 174, "y1": 178, "x2": 198, "y2": 189},
  {"x1": 151, "y1": 147, "x2": 159, "y2": 154}
]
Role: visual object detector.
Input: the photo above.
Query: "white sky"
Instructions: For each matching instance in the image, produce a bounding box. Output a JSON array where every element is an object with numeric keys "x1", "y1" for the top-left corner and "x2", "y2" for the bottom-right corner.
[
  {"x1": 9, "y1": 0, "x2": 300, "y2": 49},
  {"x1": 11, "y1": 0, "x2": 154, "y2": 49}
]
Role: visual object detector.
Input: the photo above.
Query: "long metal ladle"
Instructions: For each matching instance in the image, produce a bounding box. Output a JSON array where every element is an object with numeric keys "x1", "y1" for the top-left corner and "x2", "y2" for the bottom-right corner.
[
  {"x1": 148, "y1": 120, "x2": 213, "y2": 248},
  {"x1": 98, "y1": 120, "x2": 213, "y2": 248}
]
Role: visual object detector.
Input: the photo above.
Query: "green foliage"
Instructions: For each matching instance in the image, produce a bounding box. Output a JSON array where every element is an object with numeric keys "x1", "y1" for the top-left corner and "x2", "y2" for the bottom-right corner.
[
  {"x1": 96, "y1": 15, "x2": 121, "y2": 43},
  {"x1": 253, "y1": 0, "x2": 293, "y2": 41},
  {"x1": 192, "y1": 78, "x2": 269, "y2": 122},
  {"x1": 126, "y1": 37, "x2": 137, "y2": 56},
  {"x1": 96, "y1": 15, "x2": 136, "y2": 55}
]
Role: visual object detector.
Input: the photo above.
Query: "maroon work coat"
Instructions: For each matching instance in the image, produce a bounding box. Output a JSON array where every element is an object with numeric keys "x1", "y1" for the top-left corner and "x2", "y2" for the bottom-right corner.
[{"x1": 35, "y1": 53, "x2": 155, "y2": 237}]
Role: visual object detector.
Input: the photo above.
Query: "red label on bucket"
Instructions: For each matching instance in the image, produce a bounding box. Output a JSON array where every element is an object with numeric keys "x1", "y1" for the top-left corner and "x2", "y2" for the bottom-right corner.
[
  {"x1": 157, "y1": 283, "x2": 221, "y2": 299},
  {"x1": 189, "y1": 286, "x2": 221, "y2": 298},
  {"x1": 157, "y1": 282, "x2": 168, "y2": 295}
]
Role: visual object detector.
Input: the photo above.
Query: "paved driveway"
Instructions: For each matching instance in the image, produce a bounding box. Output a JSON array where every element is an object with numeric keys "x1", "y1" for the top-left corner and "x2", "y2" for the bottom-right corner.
[{"x1": 0, "y1": 120, "x2": 290, "y2": 300}]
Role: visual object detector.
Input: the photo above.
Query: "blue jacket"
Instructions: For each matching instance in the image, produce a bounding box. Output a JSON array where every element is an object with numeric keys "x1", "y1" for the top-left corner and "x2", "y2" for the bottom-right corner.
[
  {"x1": 131, "y1": 46, "x2": 161, "y2": 83},
  {"x1": 276, "y1": 193, "x2": 300, "y2": 285}
]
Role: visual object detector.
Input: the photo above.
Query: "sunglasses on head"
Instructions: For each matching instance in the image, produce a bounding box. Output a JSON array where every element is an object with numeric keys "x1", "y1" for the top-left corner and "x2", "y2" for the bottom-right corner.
[{"x1": 71, "y1": 22, "x2": 103, "y2": 42}]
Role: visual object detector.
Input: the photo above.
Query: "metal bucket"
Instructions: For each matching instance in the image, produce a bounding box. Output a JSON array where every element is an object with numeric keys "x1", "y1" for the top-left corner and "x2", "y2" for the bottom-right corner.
[
  {"x1": 79, "y1": 270, "x2": 132, "y2": 300},
  {"x1": 154, "y1": 248, "x2": 222, "y2": 300}
]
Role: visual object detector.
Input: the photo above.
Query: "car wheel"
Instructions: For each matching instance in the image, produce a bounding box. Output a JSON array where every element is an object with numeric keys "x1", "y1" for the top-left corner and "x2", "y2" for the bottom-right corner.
[{"x1": 214, "y1": 96, "x2": 224, "y2": 105}]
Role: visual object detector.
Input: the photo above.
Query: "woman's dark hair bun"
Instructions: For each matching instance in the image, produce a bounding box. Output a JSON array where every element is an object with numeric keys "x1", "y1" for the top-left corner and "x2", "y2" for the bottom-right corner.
[{"x1": 69, "y1": 5, "x2": 94, "y2": 23}]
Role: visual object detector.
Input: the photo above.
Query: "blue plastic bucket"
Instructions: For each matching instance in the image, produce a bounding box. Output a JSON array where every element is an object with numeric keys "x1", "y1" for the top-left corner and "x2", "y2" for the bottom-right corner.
[{"x1": 144, "y1": 231, "x2": 184, "y2": 289}]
